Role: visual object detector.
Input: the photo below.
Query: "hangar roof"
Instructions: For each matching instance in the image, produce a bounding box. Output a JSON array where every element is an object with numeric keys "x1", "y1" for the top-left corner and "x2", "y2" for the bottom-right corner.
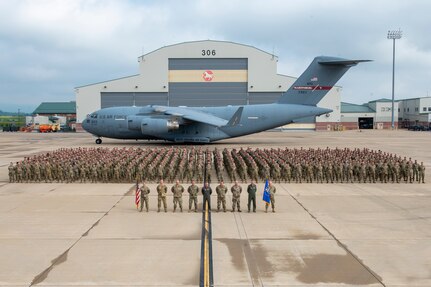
[
  {"x1": 367, "y1": 98, "x2": 393, "y2": 103},
  {"x1": 33, "y1": 101, "x2": 76, "y2": 114},
  {"x1": 138, "y1": 39, "x2": 277, "y2": 59},
  {"x1": 341, "y1": 102, "x2": 375, "y2": 113}
]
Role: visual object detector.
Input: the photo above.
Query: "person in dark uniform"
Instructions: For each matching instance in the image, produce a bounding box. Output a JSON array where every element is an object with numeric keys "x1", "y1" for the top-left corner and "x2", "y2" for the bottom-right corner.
[
  {"x1": 247, "y1": 180, "x2": 257, "y2": 212},
  {"x1": 201, "y1": 182, "x2": 212, "y2": 211}
]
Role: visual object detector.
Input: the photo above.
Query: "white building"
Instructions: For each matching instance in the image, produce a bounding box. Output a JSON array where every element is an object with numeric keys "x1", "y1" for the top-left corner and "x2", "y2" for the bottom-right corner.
[
  {"x1": 340, "y1": 98, "x2": 399, "y2": 129},
  {"x1": 75, "y1": 40, "x2": 340, "y2": 130},
  {"x1": 398, "y1": 97, "x2": 431, "y2": 127}
]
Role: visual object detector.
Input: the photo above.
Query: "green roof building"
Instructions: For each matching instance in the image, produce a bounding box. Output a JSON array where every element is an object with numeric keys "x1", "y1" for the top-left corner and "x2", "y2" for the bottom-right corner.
[{"x1": 33, "y1": 101, "x2": 76, "y2": 115}]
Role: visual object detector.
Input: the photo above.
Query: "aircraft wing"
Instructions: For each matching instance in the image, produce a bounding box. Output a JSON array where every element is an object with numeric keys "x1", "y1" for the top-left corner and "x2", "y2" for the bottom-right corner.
[{"x1": 152, "y1": 105, "x2": 229, "y2": 127}]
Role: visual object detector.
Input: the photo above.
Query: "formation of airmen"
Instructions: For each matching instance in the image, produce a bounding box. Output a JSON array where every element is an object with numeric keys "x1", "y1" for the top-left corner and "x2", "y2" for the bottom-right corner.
[
  {"x1": 8, "y1": 147, "x2": 426, "y2": 184},
  {"x1": 137, "y1": 179, "x2": 277, "y2": 213}
]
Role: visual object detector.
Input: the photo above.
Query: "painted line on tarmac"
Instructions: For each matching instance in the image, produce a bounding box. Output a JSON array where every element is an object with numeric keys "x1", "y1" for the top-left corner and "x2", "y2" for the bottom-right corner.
[
  {"x1": 199, "y1": 200, "x2": 213, "y2": 287},
  {"x1": 285, "y1": 187, "x2": 386, "y2": 287}
]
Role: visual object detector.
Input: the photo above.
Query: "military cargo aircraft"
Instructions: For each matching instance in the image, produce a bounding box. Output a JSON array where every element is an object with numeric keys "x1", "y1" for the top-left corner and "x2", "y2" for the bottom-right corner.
[{"x1": 82, "y1": 56, "x2": 369, "y2": 144}]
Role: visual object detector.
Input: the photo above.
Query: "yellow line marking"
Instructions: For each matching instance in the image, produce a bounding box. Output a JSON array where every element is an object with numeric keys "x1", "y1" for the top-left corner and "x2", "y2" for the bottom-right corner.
[{"x1": 204, "y1": 201, "x2": 210, "y2": 287}]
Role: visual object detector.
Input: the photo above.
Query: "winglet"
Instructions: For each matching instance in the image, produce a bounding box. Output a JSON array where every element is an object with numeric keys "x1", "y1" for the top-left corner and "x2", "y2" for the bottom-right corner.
[{"x1": 226, "y1": 107, "x2": 243, "y2": 126}]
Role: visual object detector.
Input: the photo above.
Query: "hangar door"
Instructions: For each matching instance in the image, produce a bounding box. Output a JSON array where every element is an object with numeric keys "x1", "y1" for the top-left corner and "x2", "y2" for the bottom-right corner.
[
  {"x1": 168, "y1": 58, "x2": 248, "y2": 107},
  {"x1": 101, "y1": 92, "x2": 168, "y2": 108},
  {"x1": 358, "y1": 117, "x2": 374, "y2": 129}
]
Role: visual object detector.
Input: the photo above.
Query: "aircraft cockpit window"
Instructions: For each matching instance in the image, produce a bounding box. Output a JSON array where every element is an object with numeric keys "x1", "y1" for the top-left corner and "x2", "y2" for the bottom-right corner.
[{"x1": 90, "y1": 113, "x2": 98, "y2": 119}]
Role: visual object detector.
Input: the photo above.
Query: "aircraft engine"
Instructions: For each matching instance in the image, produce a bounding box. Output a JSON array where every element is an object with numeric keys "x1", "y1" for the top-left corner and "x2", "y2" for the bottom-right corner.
[{"x1": 141, "y1": 118, "x2": 179, "y2": 135}]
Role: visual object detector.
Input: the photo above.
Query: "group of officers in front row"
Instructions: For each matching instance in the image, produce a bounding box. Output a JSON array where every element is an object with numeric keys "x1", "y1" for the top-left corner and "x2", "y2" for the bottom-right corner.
[{"x1": 137, "y1": 179, "x2": 276, "y2": 213}]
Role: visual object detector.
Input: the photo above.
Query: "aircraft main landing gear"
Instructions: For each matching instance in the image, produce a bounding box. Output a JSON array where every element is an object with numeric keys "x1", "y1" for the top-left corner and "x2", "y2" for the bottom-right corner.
[{"x1": 95, "y1": 138, "x2": 102, "y2": 144}]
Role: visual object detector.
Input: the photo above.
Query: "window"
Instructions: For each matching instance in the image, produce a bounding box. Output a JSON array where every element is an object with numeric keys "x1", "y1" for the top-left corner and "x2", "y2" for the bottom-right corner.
[
  {"x1": 407, "y1": 108, "x2": 409, "y2": 112},
  {"x1": 424, "y1": 107, "x2": 427, "y2": 112},
  {"x1": 381, "y1": 107, "x2": 385, "y2": 112},
  {"x1": 415, "y1": 107, "x2": 419, "y2": 112},
  {"x1": 398, "y1": 108, "x2": 400, "y2": 112},
  {"x1": 428, "y1": 107, "x2": 431, "y2": 111}
]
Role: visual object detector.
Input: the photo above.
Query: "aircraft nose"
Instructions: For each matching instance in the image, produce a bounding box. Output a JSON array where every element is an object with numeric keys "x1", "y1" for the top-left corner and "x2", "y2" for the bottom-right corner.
[{"x1": 82, "y1": 119, "x2": 90, "y2": 132}]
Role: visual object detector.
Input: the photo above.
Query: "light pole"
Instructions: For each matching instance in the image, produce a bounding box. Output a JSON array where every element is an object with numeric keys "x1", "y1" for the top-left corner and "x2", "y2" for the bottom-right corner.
[{"x1": 387, "y1": 29, "x2": 402, "y2": 129}]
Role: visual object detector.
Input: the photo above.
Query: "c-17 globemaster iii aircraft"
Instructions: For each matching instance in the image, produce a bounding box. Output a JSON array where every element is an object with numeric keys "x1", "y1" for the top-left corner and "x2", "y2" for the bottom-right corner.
[{"x1": 82, "y1": 56, "x2": 369, "y2": 144}]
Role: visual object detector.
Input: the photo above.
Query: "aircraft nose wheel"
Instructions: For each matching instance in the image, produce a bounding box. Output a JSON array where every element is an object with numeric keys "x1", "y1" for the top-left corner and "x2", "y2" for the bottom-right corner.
[{"x1": 95, "y1": 138, "x2": 102, "y2": 144}]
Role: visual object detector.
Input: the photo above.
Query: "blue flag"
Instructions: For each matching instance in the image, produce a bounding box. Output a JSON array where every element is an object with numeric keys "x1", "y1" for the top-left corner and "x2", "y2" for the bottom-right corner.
[{"x1": 262, "y1": 179, "x2": 270, "y2": 203}]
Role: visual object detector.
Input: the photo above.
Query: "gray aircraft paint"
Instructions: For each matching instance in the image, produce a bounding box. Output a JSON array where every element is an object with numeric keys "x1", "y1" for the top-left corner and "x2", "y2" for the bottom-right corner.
[{"x1": 82, "y1": 56, "x2": 369, "y2": 143}]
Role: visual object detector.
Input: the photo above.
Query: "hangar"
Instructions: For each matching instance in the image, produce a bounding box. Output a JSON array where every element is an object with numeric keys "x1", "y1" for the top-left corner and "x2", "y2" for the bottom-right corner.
[{"x1": 75, "y1": 40, "x2": 340, "y2": 130}]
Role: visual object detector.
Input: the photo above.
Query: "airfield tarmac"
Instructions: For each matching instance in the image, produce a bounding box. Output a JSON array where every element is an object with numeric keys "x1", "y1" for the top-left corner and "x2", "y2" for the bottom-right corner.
[{"x1": 0, "y1": 130, "x2": 430, "y2": 287}]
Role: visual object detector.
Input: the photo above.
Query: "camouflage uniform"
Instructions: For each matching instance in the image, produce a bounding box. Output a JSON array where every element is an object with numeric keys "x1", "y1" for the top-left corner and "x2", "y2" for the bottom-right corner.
[
  {"x1": 157, "y1": 183, "x2": 168, "y2": 212},
  {"x1": 171, "y1": 183, "x2": 184, "y2": 212},
  {"x1": 187, "y1": 183, "x2": 199, "y2": 212},
  {"x1": 8, "y1": 163, "x2": 15, "y2": 183},
  {"x1": 265, "y1": 184, "x2": 276, "y2": 213},
  {"x1": 418, "y1": 162, "x2": 426, "y2": 184},
  {"x1": 139, "y1": 184, "x2": 150, "y2": 212},
  {"x1": 216, "y1": 183, "x2": 228, "y2": 212},
  {"x1": 231, "y1": 184, "x2": 242, "y2": 212}
]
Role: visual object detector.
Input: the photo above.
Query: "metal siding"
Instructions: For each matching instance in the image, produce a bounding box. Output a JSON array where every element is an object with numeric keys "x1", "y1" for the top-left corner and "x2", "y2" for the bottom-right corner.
[
  {"x1": 169, "y1": 58, "x2": 248, "y2": 70},
  {"x1": 248, "y1": 92, "x2": 282, "y2": 104},
  {"x1": 169, "y1": 82, "x2": 247, "y2": 107},
  {"x1": 101, "y1": 92, "x2": 168, "y2": 108}
]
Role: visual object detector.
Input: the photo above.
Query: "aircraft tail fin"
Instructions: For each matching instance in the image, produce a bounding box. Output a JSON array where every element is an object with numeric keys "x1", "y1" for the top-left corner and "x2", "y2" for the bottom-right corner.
[
  {"x1": 226, "y1": 107, "x2": 243, "y2": 126},
  {"x1": 277, "y1": 56, "x2": 371, "y2": 106}
]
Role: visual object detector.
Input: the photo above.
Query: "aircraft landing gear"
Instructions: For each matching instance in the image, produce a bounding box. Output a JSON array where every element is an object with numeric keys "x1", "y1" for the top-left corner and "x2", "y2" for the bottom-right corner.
[{"x1": 95, "y1": 138, "x2": 102, "y2": 144}]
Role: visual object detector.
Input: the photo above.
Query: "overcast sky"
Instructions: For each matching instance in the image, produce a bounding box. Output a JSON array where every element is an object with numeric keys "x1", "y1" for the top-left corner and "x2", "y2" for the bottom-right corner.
[{"x1": 0, "y1": 0, "x2": 430, "y2": 113}]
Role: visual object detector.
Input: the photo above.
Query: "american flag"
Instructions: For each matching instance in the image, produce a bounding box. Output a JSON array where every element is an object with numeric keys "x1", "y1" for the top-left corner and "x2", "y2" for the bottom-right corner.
[{"x1": 135, "y1": 182, "x2": 141, "y2": 210}]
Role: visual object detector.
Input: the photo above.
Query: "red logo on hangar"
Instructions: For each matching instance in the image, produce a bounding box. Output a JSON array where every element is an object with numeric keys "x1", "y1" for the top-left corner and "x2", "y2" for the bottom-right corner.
[{"x1": 203, "y1": 70, "x2": 214, "y2": 81}]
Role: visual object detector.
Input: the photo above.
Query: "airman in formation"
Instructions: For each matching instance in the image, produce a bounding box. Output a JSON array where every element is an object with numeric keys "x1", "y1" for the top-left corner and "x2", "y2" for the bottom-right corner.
[
  {"x1": 8, "y1": 147, "x2": 426, "y2": 184},
  {"x1": 134, "y1": 179, "x2": 277, "y2": 213}
]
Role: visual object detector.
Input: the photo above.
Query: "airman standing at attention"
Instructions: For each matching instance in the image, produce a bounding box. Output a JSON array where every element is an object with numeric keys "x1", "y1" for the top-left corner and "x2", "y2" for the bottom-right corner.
[
  {"x1": 171, "y1": 180, "x2": 184, "y2": 212},
  {"x1": 157, "y1": 179, "x2": 168, "y2": 212},
  {"x1": 201, "y1": 182, "x2": 212, "y2": 210},
  {"x1": 231, "y1": 180, "x2": 242, "y2": 212},
  {"x1": 216, "y1": 180, "x2": 228, "y2": 212},
  {"x1": 413, "y1": 160, "x2": 419, "y2": 182},
  {"x1": 139, "y1": 181, "x2": 151, "y2": 212},
  {"x1": 247, "y1": 180, "x2": 257, "y2": 212},
  {"x1": 187, "y1": 179, "x2": 199, "y2": 212},
  {"x1": 8, "y1": 162, "x2": 15, "y2": 183},
  {"x1": 418, "y1": 162, "x2": 426, "y2": 184},
  {"x1": 265, "y1": 181, "x2": 276, "y2": 213}
]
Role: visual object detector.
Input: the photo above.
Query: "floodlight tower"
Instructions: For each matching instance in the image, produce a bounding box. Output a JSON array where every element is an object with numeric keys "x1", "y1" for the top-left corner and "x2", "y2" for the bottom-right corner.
[{"x1": 387, "y1": 29, "x2": 402, "y2": 129}]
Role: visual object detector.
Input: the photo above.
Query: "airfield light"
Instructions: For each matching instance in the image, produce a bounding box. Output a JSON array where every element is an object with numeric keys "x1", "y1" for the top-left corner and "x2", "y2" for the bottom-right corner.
[{"x1": 387, "y1": 29, "x2": 402, "y2": 129}]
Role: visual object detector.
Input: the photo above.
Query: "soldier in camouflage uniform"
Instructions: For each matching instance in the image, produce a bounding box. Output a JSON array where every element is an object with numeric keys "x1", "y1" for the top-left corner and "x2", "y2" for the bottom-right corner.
[
  {"x1": 187, "y1": 179, "x2": 199, "y2": 212},
  {"x1": 157, "y1": 179, "x2": 168, "y2": 212},
  {"x1": 216, "y1": 181, "x2": 228, "y2": 212},
  {"x1": 265, "y1": 180, "x2": 276, "y2": 213},
  {"x1": 413, "y1": 160, "x2": 419, "y2": 182},
  {"x1": 231, "y1": 181, "x2": 242, "y2": 212},
  {"x1": 8, "y1": 162, "x2": 15, "y2": 183},
  {"x1": 247, "y1": 180, "x2": 257, "y2": 212},
  {"x1": 171, "y1": 180, "x2": 184, "y2": 212},
  {"x1": 139, "y1": 181, "x2": 151, "y2": 212},
  {"x1": 418, "y1": 162, "x2": 426, "y2": 184},
  {"x1": 407, "y1": 161, "x2": 414, "y2": 183}
]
